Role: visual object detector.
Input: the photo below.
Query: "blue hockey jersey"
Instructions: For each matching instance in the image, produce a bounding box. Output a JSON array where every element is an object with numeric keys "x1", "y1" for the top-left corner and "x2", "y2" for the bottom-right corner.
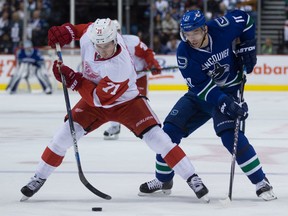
[
  {"x1": 17, "y1": 48, "x2": 44, "y2": 68},
  {"x1": 177, "y1": 10, "x2": 255, "y2": 106}
]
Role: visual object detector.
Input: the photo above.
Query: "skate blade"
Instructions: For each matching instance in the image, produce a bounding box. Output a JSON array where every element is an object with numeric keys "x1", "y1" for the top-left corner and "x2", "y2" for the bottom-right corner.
[
  {"x1": 200, "y1": 195, "x2": 210, "y2": 203},
  {"x1": 259, "y1": 190, "x2": 277, "y2": 201},
  {"x1": 20, "y1": 195, "x2": 30, "y2": 202},
  {"x1": 103, "y1": 134, "x2": 119, "y2": 140},
  {"x1": 138, "y1": 189, "x2": 172, "y2": 197}
]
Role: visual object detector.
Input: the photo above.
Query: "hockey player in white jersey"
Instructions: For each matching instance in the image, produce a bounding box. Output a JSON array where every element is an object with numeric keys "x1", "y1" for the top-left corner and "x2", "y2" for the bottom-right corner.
[{"x1": 103, "y1": 20, "x2": 162, "y2": 140}]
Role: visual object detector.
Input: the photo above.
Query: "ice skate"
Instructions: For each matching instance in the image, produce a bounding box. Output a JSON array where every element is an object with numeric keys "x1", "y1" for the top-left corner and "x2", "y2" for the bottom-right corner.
[
  {"x1": 187, "y1": 174, "x2": 210, "y2": 203},
  {"x1": 103, "y1": 125, "x2": 121, "y2": 140},
  {"x1": 138, "y1": 178, "x2": 173, "y2": 196},
  {"x1": 256, "y1": 177, "x2": 277, "y2": 201},
  {"x1": 20, "y1": 175, "x2": 46, "y2": 201}
]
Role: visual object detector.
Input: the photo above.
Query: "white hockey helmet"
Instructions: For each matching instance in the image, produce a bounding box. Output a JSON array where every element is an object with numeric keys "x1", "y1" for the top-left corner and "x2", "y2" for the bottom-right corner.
[
  {"x1": 87, "y1": 18, "x2": 117, "y2": 46},
  {"x1": 113, "y1": 20, "x2": 121, "y2": 33}
]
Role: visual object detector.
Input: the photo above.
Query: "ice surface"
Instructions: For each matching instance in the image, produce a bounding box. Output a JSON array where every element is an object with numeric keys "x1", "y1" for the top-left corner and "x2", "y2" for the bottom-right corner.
[{"x1": 0, "y1": 91, "x2": 287, "y2": 216}]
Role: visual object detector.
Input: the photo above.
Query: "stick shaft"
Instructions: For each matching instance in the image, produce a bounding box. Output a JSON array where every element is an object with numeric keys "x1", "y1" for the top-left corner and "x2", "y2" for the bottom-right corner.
[
  {"x1": 55, "y1": 43, "x2": 111, "y2": 200},
  {"x1": 228, "y1": 68, "x2": 246, "y2": 201}
]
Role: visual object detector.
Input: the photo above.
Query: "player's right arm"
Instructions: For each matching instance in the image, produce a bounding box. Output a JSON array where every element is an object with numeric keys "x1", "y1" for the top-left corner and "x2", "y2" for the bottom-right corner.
[{"x1": 48, "y1": 23, "x2": 92, "y2": 48}]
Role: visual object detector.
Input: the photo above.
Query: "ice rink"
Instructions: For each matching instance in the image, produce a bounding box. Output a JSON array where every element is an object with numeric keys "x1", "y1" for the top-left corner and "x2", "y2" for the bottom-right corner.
[{"x1": 1, "y1": 90, "x2": 287, "y2": 216}]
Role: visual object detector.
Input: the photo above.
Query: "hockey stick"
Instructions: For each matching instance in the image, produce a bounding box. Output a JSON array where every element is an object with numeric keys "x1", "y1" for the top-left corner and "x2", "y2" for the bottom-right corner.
[
  {"x1": 137, "y1": 66, "x2": 179, "y2": 73},
  {"x1": 224, "y1": 67, "x2": 247, "y2": 203},
  {"x1": 55, "y1": 43, "x2": 112, "y2": 200}
]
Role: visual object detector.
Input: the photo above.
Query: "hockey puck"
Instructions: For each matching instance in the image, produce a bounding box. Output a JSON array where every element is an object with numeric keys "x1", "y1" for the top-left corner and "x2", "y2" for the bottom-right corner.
[{"x1": 92, "y1": 207, "x2": 102, "y2": 212}]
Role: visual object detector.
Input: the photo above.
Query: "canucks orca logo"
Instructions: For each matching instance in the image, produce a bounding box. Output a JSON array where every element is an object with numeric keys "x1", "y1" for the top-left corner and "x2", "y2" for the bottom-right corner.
[{"x1": 207, "y1": 62, "x2": 230, "y2": 87}]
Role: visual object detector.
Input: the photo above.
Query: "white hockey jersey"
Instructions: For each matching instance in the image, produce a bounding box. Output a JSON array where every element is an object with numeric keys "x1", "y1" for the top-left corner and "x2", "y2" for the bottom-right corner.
[{"x1": 79, "y1": 32, "x2": 139, "y2": 108}]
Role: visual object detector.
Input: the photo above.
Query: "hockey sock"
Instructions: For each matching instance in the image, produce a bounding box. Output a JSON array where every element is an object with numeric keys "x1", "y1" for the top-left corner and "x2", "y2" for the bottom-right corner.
[{"x1": 221, "y1": 130, "x2": 265, "y2": 184}]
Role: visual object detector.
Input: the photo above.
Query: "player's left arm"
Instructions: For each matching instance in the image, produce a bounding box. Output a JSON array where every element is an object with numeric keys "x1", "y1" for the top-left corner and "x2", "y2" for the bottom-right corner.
[
  {"x1": 228, "y1": 10, "x2": 257, "y2": 73},
  {"x1": 134, "y1": 42, "x2": 161, "y2": 75}
]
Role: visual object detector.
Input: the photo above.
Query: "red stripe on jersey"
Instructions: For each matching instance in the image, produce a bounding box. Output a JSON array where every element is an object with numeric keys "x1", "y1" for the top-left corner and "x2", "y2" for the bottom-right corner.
[
  {"x1": 41, "y1": 147, "x2": 64, "y2": 167},
  {"x1": 163, "y1": 145, "x2": 186, "y2": 168}
]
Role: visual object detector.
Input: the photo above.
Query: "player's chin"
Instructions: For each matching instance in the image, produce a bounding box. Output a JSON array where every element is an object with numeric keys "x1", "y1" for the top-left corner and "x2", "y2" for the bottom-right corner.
[
  {"x1": 192, "y1": 43, "x2": 201, "y2": 48},
  {"x1": 100, "y1": 53, "x2": 114, "y2": 59}
]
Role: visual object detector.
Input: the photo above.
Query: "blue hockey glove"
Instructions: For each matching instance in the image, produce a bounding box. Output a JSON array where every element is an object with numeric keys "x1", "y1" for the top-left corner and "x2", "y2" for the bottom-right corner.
[
  {"x1": 235, "y1": 38, "x2": 257, "y2": 74},
  {"x1": 218, "y1": 95, "x2": 248, "y2": 120}
]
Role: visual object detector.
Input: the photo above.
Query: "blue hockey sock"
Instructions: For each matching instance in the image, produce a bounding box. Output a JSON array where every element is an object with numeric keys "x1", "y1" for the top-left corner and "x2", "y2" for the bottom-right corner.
[{"x1": 221, "y1": 130, "x2": 265, "y2": 184}]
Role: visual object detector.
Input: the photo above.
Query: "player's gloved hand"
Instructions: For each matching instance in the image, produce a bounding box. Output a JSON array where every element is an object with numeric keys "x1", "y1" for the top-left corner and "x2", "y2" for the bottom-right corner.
[
  {"x1": 52, "y1": 60, "x2": 83, "y2": 91},
  {"x1": 48, "y1": 23, "x2": 76, "y2": 48},
  {"x1": 235, "y1": 38, "x2": 257, "y2": 74},
  {"x1": 147, "y1": 59, "x2": 161, "y2": 75},
  {"x1": 218, "y1": 95, "x2": 248, "y2": 120}
]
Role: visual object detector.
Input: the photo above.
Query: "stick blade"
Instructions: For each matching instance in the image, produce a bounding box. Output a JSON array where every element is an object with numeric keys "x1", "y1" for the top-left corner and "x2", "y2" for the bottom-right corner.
[
  {"x1": 79, "y1": 173, "x2": 112, "y2": 200},
  {"x1": 219, "y1": 196, "x2": 232, "y2": 207}
]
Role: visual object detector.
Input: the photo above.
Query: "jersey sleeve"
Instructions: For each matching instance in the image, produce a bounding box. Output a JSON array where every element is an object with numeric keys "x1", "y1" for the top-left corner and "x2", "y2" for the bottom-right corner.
[
  {"x1": 77, "y1": 76, "x2": 129, "y2": 107},
  {"x1": 134, "y1": 41, "x2": 156, "y2": 65},
  {"x1": 227, "y1": 9, "x2": 255, "y2": 42},
  {"x1": 74, "y1": 23, "x2": 93, "y2": 40},
  {"x1": 211, "y1": 9, "x2": 255, "y2": 42}
]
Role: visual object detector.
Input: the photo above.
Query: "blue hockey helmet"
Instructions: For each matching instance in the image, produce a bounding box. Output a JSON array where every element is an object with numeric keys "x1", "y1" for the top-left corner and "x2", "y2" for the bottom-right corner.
[
  {"x1": 180, "y1": 10, "x2": 206, "y2": 41},
  {"x1": 180, "y1": 10, "x2": 206, "y2": 32}
]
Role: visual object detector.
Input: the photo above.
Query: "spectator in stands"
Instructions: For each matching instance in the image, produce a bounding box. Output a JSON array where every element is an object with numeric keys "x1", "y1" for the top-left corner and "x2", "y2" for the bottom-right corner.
[
  {"x1": 184, "y1": 0, "x2": 203, "y2": 11},
  {"x1": 153, "y1": 34, "x2": 168, "y2": 54},
  {"x1": 10, "y1": 11, "x2": 23, "y2": 53},
  {"x1": 0, "y1": 10, "x2": 9, "y2": 38},
  {"x1": 261, "y1": 37, "x2": 273, "y2": 54},
  {"x1": 0, "y1": 32, "x2": 12, "y2": 53},
  {"x1": 207, "y1": 0, "x2": 223, "y2": 19},
  {"x1": 36, "y1": 0, "x2": 51, "y2": 20},
  {"x1": 27, "y1": 9, "x2": 49, "y2": 46},
  {"x1": 154, "y1": 13, "x2": 163, "y2": 36},
  {"x1": 15, "y1": 1, "x2": 25, "y2": 20},
  {"x1": 284, "y1": 20, "x2": 288, "y2": 51},
  {"x1": 222, "y1": 0, "x2": 238, "y2": 12},
  {"x1": 165, "y1": 34, "x2": 181, "y2": 54},
  {"x1": 170, "y1": 5, "x2": 183, "y2": 24},
  {"x1": 236, "y1": 0, "x2": 257, "y2": 25},
  {"x1": 155, "y1": 0, "x2": 169, "y2": 19},
  {"x1": 27, "y1": 0, "x2": 37, "y2": 16},
  {"x1": 286, "y1": 0, "x2": 288, "y2": 19},
  {"x1": 161, "y1": 12, "x2": 179, "y2": 44}
]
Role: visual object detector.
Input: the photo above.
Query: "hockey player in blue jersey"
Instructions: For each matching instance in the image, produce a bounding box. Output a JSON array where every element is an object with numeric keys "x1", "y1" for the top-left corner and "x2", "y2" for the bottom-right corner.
[
  {"x1": 139, "y1": 10, "x2": 276, "y2": 201},
  {"x1": 6, "y1": 40, "x2": 52, "y2": 94}
]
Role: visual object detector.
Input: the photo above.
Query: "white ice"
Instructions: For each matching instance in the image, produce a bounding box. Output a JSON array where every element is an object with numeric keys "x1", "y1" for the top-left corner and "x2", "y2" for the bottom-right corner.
[{"x1": 0, "y1": 90, "x2": 287, "y2": 216}]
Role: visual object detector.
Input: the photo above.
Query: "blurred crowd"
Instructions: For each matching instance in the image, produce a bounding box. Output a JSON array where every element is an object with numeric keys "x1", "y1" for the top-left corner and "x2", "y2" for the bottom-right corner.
[
  {"x1": 0, "y1": 0, "x2": 285, "y2": 55},
  {"x1": 0, "y1": 0, "x2": 51, "y2": 54},
  {"x1": 141, "y1": 0, "x2": 258, "y2": 54}
]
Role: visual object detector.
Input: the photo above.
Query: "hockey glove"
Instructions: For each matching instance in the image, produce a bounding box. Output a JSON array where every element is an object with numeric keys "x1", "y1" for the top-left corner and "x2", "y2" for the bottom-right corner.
[
  {"x1": 218, "y1": 95, "x2": 248, "y2": 120},
  {"x1": 235, "y1": 38, "x2": 257, "y2": 74},
  {"x1": 52, "y1": 60, "x2": 83, "y2": 91},
  {"x1": 48, "y1": 23, "x2": 76, "y2": 48},
  {"x1": 147, "y1": 59, "x2": 161, "y2": 75}
]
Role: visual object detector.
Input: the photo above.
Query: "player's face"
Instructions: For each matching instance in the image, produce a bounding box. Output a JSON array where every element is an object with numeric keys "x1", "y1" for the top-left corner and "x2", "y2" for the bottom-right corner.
[
  {"x1": 95, "y1": 41, "x2": 116, "y2": 58},
  {"x1": 183, "y1": 27, "x2": 206, "y2": 48}
]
